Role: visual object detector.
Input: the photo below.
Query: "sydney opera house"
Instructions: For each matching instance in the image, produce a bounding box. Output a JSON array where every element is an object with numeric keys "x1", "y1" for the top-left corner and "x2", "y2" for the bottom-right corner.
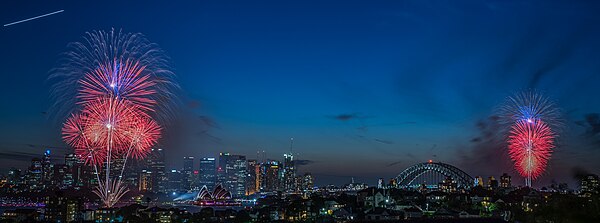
[{"x1": 192, "y1": 184, "x2": 240, "y2": 206}]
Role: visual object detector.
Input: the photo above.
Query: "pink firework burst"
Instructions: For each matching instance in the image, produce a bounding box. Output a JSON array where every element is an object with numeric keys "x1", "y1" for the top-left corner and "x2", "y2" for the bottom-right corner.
[
  {"x1": 81, "y1": 97, "x2": 142, "y2": 154},
  {"x1": 508, "y1": 119, "x2": 555, "y2": 181},
  {"x1": 125, "y1": 116, "x2": 161, "y2": 159},
  {"x1": 62, "y1": 113, "x2": 107, "y2": 166},
  {"x1": 78, "y1": 59, "x2": 157, "y2": 111}
]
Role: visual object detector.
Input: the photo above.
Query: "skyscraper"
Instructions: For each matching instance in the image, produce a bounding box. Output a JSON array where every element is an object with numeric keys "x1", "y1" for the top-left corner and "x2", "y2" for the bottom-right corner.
[
  {"x1": 63, "y1": 153, "x2": 80, "y2": 188},
  {"x1": 183, "y1": 156, "x2": 195, "y2": 191},
  {"x1": 282, "y1": 153, "x2": 296, "y2": 192},
  {"x1": 27, "y1": 158, "x2": 43, "y2": 191},
  {"x1": 302, "y1": 172, "x2": 314, "y2": 191},
  {"x1": 139, "y1": 169, "x2": 153, "y2": 192},
  {"x1": 199, "y1": 157, "x2": 216, "y2": 190},
  {"x1": 167, "y1": 169, "x2": 183, "y2": 193},
  {"x1": 146, "y1": 148, "x2": 166, "y2": 193},
  {"x1": 218, "y1": 153, "x2": 247, "y2": 198},
  {"x1": 246, "y1": 159, "x2": 259, "y2": 195},
  {"x1": 42, "y1": 150, "x2": 54, "y2": 185},
  {"x1": 261, "y1": 160, "x2": 281, "y2": 192}
]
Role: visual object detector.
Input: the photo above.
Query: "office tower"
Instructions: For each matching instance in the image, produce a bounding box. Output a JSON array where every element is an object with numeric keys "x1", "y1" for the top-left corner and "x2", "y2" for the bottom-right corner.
[
  {"x1": 53, "y1": 164, "x2": 68, "y2": 189},
  {"x1": 377, "y1": 178, "x2": 384, "y2": 189},
  {"x1": 139, "y1": 169, "x2": 153, "y2": 192},
  {"x1": 282, "y1": 153, "x2": 296, "y2": 192},
  {"x1": 302, "y1": 172, "x2": 314, "y2": 191},
  {"x1": 123, "y1": 159, "x2": 140, "y2": 189},
  {"x1": 109, "y1": 158, "x2": 125, "y2": 180},
  {"x1": 500, "y1": 173, "x2": 512, "y2": 188},
  {"x1": 63, "y1": 153, "x2": 78, "y2": 188},
  {"x1": 42, "y1": 150, "x2": 54, "y2": 184},
  {"x1": 146, "y1": 148, "x2": 167, "y2": 193},
  {"x1": 260, "y1": 160, "x2": 281, "y2": 192},
  {"x1": 199, "y1": 157, "x2": 216, "y2": 190},
  {"x1": 27, "y1": 158, "x2": 43, "y2": 191},
  {"x1": 218, "y1": 152, "x2": 247, "y2": 198},
  {"x1": 167, "y1": 169, "x2": 182, "y2": 193},
  {"x1": 182, "y1": 156, "x2": 195, "y2": 191},
  {"x1": 246, "y1": 159, "x2": 259, "y2": 195}
]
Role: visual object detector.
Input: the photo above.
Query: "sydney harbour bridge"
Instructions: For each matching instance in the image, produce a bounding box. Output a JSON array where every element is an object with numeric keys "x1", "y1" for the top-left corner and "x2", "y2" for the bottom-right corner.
[{"x1": 395, "y1": 161, "x2": 474, "y2": 189}]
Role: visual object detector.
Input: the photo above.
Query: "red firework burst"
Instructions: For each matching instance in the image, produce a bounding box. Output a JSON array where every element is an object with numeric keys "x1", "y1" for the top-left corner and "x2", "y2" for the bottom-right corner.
[
  {"x1": 508, "y1": 119, "x2": 555, "y2": 180},
  {"x1": 81, "y1": 97, "x2": 142, "y2": 154},
  {"x1": 125, "y1": 116, "x2": 161, "y2": 159},
  {"x1": 62, "y1": 97, "x2": 158, "y2": 162},
  {"x1": 62, "y1": 113, "x2": 107, "y2": 166}
]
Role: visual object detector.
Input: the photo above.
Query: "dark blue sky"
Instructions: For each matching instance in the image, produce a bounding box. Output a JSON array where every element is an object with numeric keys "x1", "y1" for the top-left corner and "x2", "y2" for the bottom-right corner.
[{"x1": 1, "y1": 0, "x2": 600, "y2": 186}]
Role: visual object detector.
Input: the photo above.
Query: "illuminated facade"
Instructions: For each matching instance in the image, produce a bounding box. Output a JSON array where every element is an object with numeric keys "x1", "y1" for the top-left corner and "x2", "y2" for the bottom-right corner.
[
  {"x1": 139, "y1": 169, "x2": 153, "y2": 192},
  {"x1": 183, "y1": 156, "x2": 195, "y2": 191},
  {"x1": 500, "y1": 173, "x2": 512, "y2": 188},
  {"x1": 282, "y1": 153, "x2": 296, "y2": 192},
  {"x1": 439, "y1": 176, "x2": 457, "y2": 193},
  {"x1": 580, "y1": 174, "x2": 599, "y2": 197},
  {"x1": 167, "y1": 169, "x2": 182, "y2": 192},
  {"x1": 27, "y1": 158, "x2": 43, "y2": 191},
  {"x1": 42, "y1": 150, "x2": 53, "y2": 185},
  {"x1": 218, "y1": 153, "x2": 247, "y2": 198},
  {"x1": 199, "y1": 157, "x2": 216, "y2": 190},
  {"x1": 148, "y1": 148, "x2": 167, "y2": 193},
  {"x1": 246, "y1": 159, "x2": 260, "y2": 195},
  {"x1": 261, "y1": 160, "x2": 281, "y2": 192},
  {"x1": 302, "y1": 172, "x2": 314, "y2": 191}
]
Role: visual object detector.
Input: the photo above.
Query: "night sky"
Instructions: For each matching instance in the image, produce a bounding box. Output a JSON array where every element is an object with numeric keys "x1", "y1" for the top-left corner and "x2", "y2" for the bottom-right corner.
[{"x1": 1, "y1": 0, "x2": 600, "y2": 186}]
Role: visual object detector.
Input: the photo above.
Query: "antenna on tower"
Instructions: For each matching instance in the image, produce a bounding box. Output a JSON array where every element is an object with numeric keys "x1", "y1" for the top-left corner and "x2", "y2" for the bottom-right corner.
[{"x1": 290, "y1": 137, "x2": 294, "y2": 154}]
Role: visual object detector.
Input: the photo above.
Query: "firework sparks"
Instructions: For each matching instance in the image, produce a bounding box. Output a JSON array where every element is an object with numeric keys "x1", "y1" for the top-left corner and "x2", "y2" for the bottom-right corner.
[
  {"x1": 56, "y1": 29, "x2": 173, "y2": 207},
  {"x1": 62, "y1": 113, "x2": 107, "y2": 166},
  {"x1": 79, "y1": 59, "x2": 157, "y2": 111},
  {"x1": 500, "y1": 91, "x2": 561, "y2": 129},
  {"x1": 126, "y1": 116, "x2": 161, "y2": 159},
  {"x1": 500, "y1": 91, "x2": 560, "y2": 187},
  {"x1": 50, "y1": 29, "x2": 178, "y2": 123},
  {"x1": 508, "y1": 119, "x2": 555, "y2": 185}
]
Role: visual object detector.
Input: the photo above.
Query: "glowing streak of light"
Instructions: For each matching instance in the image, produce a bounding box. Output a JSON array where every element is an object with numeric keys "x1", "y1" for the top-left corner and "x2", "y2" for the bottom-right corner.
[{"x1": 3, "y1": 10, "x2": 64, "y2": 27}]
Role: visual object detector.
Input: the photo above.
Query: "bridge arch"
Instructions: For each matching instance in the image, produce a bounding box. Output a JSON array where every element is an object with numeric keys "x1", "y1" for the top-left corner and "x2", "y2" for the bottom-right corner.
[{"x1": 396, "y1": 161, "x2": 474, "y2": 188}]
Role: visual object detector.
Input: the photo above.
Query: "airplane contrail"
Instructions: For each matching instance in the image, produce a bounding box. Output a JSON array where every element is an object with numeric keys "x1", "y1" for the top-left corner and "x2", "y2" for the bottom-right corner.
[{"x1": 3, "y1": 10, "x2": 64, "y2": 27}]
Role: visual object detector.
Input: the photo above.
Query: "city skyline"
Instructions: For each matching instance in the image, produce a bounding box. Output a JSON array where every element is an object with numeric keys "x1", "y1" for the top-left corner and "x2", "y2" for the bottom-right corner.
[
  {"x1": 2, "y1": 1, "x2": 600, "y2": 222},
  {"x1": 2, "y1": 0, "x2": 600, "y2": 187}
]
